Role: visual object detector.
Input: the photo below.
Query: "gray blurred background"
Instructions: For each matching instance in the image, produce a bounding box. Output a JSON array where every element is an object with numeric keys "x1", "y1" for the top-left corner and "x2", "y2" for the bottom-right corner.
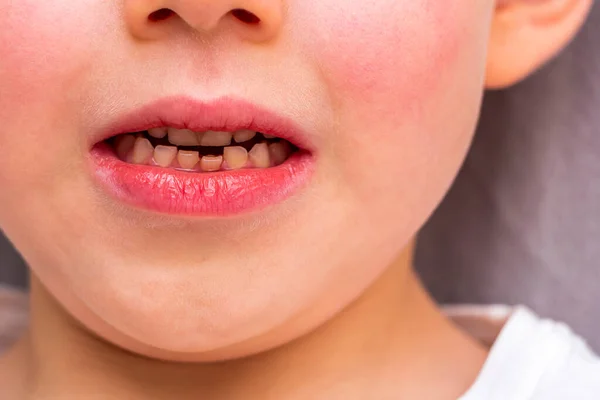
[
  {"x1": 416, "y1": 3, "x2": 600, "y2": 350},
  {"x1": 1, "y1": 3, "x2": 599, "y2": 349}
]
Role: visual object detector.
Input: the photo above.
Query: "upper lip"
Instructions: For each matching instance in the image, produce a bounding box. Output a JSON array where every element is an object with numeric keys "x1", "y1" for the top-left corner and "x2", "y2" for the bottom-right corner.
[{"x1": 92, "y1": 96, "x2": 314, "y2": 152}]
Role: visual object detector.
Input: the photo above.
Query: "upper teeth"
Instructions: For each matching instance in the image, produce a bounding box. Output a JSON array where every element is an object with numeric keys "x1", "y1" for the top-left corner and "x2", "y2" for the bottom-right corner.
[
  {"x1": 199, "y1": 130, "x2": 232, "y2": 147},
  {"x1": 233, "y1": 129, "x2": 257, "y2": 143},
  {"x1": 150, "y1": 127, "x2": 263, "y2": 147},
  {"x1": 167, "y1": 128, "x2": 201, "y2": 146}
]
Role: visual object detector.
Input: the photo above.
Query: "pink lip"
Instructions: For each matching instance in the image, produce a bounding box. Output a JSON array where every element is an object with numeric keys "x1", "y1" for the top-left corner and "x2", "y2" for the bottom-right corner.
[
  {"x1": 90, "y1": 96, "x2": 315, "y2": 152},
  {"x1": 89, "y1": 96, "x2": 315, "y2": 217}
]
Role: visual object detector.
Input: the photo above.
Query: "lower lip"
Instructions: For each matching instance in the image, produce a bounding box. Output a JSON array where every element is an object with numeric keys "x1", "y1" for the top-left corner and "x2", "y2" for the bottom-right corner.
[{"x1": 90, "y1": 142, "x2": 314, "y2": 217}]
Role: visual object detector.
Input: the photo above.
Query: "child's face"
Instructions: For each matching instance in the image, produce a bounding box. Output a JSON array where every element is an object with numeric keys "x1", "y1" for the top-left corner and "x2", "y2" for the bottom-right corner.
[{"x1": 0, "y1": 0, "x2": 494, "y2": 359}]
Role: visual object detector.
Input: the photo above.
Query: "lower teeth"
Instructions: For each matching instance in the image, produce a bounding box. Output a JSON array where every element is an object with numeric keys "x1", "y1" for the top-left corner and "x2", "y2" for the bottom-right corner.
[{"x1": 111, "y1": 132, "x2": 294, "y2": 172}]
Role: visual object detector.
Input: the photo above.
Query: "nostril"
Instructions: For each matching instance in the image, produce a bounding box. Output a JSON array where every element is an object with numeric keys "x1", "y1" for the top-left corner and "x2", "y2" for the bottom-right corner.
[
  {"x1": 231, "y1": 9, "x2": 261, "y2": 25},
  {"x1": 148, "y1": 8, "x2": 175, "y2": 22}
]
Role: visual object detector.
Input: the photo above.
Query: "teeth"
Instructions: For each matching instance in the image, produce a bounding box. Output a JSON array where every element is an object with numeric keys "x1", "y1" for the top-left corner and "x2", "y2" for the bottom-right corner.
[
  {"x1": 119, "y1": 128, "x2": 293, "y2": 171},
  {"x1": 269, "y1": 142, "x2": 291, "y2": 166},
  {"x1": 115, "y1": 134, "x2": 136, "y2": 161},
  {"x1": 223, "y1": 146, "x2": 249, "y2": 170},
  {"x1": 233, "y1": 130, "x2": 257, "y2": 143},
  {"x1": 200, "y1": 155, "x2": 223, "y2": 172},
  {"x1": 153, "y1": 145, "x2": 177, "y2": 167},
  {"x1": 263, "y1": 134, "x2": 276, "y2": 139},
  {"x1": 199, "y1": 131, "x2": 232, "y2": 147},
  {"x1": 248, "y1": 143, "x2": 270, "y2": 168},
  {"x1": 131, "y1": 137, "x2": 154, "y2": 165},
  {"x1": 168, "y1": 128, "x2": 200, "y2": 146},
  {"x1": 148, "y1": 127, "x2": 168, "y2": 139},
  {"x1": 177, "y1": 150, "x2": 200, "y2": 170}
]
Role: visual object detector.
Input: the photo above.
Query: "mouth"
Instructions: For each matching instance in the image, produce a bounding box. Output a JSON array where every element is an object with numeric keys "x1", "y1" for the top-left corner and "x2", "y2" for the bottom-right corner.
[{"x1": 90, "y1": 97, "x2": 315, "y2": 217}]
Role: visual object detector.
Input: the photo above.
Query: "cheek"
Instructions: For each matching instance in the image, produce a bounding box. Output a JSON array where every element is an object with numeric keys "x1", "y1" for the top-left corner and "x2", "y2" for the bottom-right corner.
[
  {"x1": 0, "y1": 1, "x2": 110, "y2": 187},
  {"x1": 316, "y1": 2, "x2": 460, "y2": 104},
  {"x1": 298, "y1": 0, "x2": 475, "y2": 128},
  {"x1": 0, "y1": 1, "x2": 97, "y2": 96},
  {"x1": 0, "y1": 1, "x2": 119, "y2": 126},
  {"x1": 0, "y1": 1, "x2": 116, "y2": 236},
  {"x1": 294, "y1": 0, "x2": 491, "y2": 225}
]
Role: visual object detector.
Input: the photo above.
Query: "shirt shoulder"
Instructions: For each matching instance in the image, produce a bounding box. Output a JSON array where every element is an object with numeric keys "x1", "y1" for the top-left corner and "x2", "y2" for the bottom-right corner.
[{"x1": 452, "y1": 305, "x2": 600, "y2": 400}]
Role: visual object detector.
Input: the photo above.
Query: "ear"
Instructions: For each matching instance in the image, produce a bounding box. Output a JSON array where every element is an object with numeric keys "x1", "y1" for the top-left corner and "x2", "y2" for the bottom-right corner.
[{"x1": 485, "y1": 0, "x2": 593, "y2": 89}]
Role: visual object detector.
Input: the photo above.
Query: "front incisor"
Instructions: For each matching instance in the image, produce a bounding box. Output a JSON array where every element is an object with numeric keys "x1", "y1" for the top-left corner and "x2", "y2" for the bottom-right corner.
[
  {"x1": 200, "y1": 155, "x2": 223, "y2": 172},
  {"x1": 177, "y1": 150, "x2": 200, "y2": 170},
  {"x1": 168, "y1": 128, "x2": 199, "y2": 146},
  {"x1": 200, "y1": 131, "x2": 233, "y2": 147}
]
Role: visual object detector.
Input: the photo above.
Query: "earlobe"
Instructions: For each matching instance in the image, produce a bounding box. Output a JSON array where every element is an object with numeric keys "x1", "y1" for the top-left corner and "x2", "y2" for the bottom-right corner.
[{"x1": 485, "y1": 0, "x2": 592, "y2": 89}]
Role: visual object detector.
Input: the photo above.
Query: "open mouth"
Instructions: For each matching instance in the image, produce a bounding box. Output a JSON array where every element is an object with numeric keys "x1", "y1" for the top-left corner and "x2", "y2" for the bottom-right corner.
[
  {"x1": 109, "y1": 128, "x2": 297, "y2": 172},
  {"x1": 90, "y1": 97, "x2": 315, "y2": 217}
]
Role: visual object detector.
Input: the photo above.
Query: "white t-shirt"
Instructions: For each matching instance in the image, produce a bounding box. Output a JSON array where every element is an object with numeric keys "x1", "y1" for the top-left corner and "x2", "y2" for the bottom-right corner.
[
  {"x1": 0, "y1": 286, "x2": 599, "y2": 398},
  {"x1": 448, "y1": 305, "x2": 600, "y2": 399}
]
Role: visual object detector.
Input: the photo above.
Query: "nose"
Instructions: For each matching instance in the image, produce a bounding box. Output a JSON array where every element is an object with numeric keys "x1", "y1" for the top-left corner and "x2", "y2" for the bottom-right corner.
[{"x1": 125, "y1": 0, "x2": 284, "y2": 42}]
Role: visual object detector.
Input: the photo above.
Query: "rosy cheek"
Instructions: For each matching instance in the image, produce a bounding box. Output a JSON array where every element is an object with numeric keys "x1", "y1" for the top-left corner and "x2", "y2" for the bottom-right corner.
[
  {"x1": 0, "y1": 1, "x2": 106, "y2": 106},
  {"x1": 295, "y1": 0, "x2": 466, "y2": 126},
  {"x1": 3, "y1": 3, "x2": 67, "y2": 87},
  {"x1": 0, "y1": 1, "x2": 107, "y2": 184},
  {"x1": 292, "y1": 0, "x2": 489, "y2": 213}
]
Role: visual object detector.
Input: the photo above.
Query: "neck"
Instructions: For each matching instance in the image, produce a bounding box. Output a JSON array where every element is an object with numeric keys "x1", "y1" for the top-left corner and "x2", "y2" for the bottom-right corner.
[{"x1": 1, "y1": 243, "x2": 487, "y2": 399}]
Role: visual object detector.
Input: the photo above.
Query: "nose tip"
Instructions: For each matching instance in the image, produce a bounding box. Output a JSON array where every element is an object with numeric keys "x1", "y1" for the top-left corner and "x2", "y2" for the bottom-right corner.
[{"x1": 125, "y1": 0, "x2": 283, "y2": 42}]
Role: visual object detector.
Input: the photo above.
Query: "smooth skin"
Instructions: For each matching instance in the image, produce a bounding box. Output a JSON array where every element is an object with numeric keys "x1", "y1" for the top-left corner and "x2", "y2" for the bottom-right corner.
[{"x1": 0, "y1": 0, "x2": 592, "y2": 399}]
